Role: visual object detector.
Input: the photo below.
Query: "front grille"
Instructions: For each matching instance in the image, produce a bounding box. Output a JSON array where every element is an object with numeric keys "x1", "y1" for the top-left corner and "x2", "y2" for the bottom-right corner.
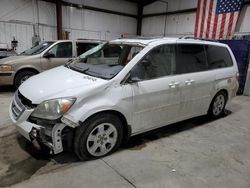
[
  {"x1": 11, "y1": 91, "x2": 36, "y2": 120},
  {"x1": 17, "y1": 91, "x2": 35, "y2": 108},
  {"x1": 11, "y1": 92, "x2": 25, "y2": 120}
]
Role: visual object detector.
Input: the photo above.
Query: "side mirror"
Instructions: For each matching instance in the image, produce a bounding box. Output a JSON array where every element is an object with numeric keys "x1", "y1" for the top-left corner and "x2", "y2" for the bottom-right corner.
[
  {"x1": 126, "y1": 71, "x2": 142, "y2": 84},
  {"x1": 127, "y1": 76, "x2": 141, "y2": 83},
  {"x1": 44, "y1": 52, "x2": 55, "y2": 58}
]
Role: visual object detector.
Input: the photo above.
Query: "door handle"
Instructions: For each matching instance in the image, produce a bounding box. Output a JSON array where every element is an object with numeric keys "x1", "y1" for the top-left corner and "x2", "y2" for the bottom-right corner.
[
  {"x1": 185, "y1": 79, "x2": 195, "y2": 86},
  {"x1": 169, "y1": 82, "x2": 180, "y2": 88}
]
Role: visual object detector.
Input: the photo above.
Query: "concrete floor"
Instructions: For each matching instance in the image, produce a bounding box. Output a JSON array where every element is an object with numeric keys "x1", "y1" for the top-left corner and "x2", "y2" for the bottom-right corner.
[{"x1": 0, "y1": 87, "x2": 250, "y2": 188}]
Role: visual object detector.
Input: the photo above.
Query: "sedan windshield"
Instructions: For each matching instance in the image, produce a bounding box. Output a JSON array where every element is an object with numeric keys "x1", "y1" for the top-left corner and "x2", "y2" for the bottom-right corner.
[
  {"x1": 66, "y1": 43, "x2": 144, "y2": 80},
  {"x1": 20, "y1": 42, "x2": 54, "y2": 55}
]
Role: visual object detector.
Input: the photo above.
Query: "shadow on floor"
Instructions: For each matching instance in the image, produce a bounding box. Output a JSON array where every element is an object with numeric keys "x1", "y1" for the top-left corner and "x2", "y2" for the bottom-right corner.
[
  {"x1": 0, "y1": 110, "x2": 232, "y2": 187},
  {"x1": 0, "y1": 85, "x2": 15, "y2": 93},
  {"x1": 19, "y1": 110, "x2": 233, "y2": 164}
]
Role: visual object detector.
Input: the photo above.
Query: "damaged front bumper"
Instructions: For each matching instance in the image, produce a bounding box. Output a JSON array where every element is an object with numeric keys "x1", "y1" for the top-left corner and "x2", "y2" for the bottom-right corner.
[{"x1": 9, "y1": 92, "x2": 73, "y2": 154}]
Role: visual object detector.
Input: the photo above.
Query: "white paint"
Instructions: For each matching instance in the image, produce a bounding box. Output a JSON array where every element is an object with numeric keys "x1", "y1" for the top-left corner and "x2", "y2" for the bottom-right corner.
[{"x1": 11, "y1": 37, "x2": 239, "y2": 155}]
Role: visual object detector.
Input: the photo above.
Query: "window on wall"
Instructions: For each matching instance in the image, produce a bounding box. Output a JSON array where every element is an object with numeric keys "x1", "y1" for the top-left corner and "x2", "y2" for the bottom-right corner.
[
  {"x1": 205, "y1": 45, "x2": 233, "y2": 69},
  {"x1": 48, "y1": 42, "x2": 72, "y2": 58},
  {"x1": 130, "y1": 44, "x2": 175, "y2": 81},
  {"x1": 176, "y1": 44, "x2": 207, "y2": 74}
]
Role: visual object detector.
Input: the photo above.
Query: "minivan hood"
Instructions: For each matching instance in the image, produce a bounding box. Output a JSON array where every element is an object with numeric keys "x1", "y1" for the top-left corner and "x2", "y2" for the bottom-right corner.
[
  {"x1": 0, "y1": 55, "x2": 37, "y2": 65},
  {"x1": 19, "y1": 66, "x2": 107, "y2": 104}
]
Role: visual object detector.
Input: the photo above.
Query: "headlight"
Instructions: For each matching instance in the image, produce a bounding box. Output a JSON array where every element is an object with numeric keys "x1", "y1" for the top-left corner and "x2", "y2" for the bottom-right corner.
[
  {"x1": 0, "y1": 65, "x2": 13, "y2": 72},
  {"x1": 30, "y1": 97, "x2": 76, "y2": 120}
]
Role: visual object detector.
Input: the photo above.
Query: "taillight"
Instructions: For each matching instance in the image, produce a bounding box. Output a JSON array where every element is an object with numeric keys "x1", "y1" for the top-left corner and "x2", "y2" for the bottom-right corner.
[{"x1": 236, "y1": 72, "x2": 240, "y2": 81}]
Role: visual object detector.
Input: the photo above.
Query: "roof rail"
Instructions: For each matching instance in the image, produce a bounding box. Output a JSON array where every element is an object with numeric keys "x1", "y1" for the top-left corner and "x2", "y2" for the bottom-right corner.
[
  {"x1": 76, "y1": 38, "x2": 106, "y2": 42},
  {"x1": 178, "y1": 36, "x2": 217, "y2": 42},
  {"x1": 178, "y1": 36, "x2": 197, "y2": 39},
  {"x1": 118, "y1": 36, "x2": 165, "y2": 40}
]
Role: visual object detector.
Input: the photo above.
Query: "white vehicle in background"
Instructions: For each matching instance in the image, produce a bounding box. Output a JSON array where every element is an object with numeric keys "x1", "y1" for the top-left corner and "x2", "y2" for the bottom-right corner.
[{"x1": 9, "y1": 37, "x2": 239, "y2": 160}]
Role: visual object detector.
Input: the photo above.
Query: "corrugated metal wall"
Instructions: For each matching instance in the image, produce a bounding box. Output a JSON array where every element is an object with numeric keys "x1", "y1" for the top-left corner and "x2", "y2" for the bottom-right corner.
[
  {"x1": 141, "y1": 0, "x2": 250, "y2": 37},
  {"x1": 62, "y1": 0, "x2": 137, "y2": 40},
  {"x1": 1, "y1": 0, "x2": 250, "y2": 53},
  {"x1": 0, "y1": 0, "x2": 57, "y2": 53},
  {"x1": 0, "y1": 0, "x2": 137, "y2": 53}
]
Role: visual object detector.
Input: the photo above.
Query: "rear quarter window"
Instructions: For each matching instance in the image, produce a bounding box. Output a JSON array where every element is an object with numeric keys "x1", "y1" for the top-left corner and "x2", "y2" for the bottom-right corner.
[
  {"x1": 77, "y1": 43, "x2": 99, "y2": 56},
  {"x1": 176, "y1": 44, "x2": 207, "y2": 74},
  {"x1": 205, "y1": 45, "x2": 233, "y2": 69}
]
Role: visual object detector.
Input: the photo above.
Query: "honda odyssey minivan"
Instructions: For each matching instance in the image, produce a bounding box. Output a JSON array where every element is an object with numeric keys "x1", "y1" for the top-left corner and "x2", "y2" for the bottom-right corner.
[{"x1": 9, "y1": 37, "x2": 239, "y2": 160}]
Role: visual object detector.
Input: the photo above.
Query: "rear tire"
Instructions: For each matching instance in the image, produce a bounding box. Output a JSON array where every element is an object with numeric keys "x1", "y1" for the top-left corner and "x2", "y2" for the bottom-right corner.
[
  {"x1": 208, "y1": 91, "x2": 227, "y2": 118},
  {"x1": 74, "y1": 113, "x2": 123, "y2": 161},
  {"x1": 14, "y1": 71, "x2": 37, "y2": 89}
]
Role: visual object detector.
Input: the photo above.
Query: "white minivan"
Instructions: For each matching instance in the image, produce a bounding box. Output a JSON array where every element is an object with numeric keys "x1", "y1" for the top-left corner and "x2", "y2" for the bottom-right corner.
[{"x1": 9, "y1": 37, "x2": 239, "y2": 160}]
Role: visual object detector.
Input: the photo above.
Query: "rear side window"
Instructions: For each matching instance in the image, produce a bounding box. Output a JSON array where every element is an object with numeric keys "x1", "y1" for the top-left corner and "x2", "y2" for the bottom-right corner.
[
  {"x1": 176, "y1": 44, "x2": 207, "y2": 74},
  {"x1": 205, "y1": 45, "x2": 233, "y2": 69},
  {"x1": 77, "y1": 43, "x2": 98, "y2": 56},
  {"x1": 103, "y1": 46, "x2": 122, "y2": 58}
]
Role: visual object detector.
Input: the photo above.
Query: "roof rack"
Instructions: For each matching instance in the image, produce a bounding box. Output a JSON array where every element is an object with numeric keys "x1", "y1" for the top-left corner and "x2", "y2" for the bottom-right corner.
[
  {"x1": 178, "y1": 35, "x2": 217, "y2": 42},
  {"x1": 118, "y1": 35, "x2": 166, "y2": 40},
  {"x1": 76, "y1": 38, "x2": 106, "y2": 42}
]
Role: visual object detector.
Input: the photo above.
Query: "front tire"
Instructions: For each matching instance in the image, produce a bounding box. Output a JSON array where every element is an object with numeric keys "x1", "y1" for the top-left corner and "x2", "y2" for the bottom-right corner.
[
  {"x1": 14, "y1": 71, "x2": 37, "y2": 89},
  {"x1": 74, "y1": 113, "x2": 123, "y2": 160},
  {"x1": 208, "y1": 91, "x2": 227, "y2": 118}
]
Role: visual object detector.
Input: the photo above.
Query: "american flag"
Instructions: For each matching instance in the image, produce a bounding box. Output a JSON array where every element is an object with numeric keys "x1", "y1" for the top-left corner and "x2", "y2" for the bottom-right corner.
[{"x1": 194, "y1": 0, "x2": 244, "y2": 40}]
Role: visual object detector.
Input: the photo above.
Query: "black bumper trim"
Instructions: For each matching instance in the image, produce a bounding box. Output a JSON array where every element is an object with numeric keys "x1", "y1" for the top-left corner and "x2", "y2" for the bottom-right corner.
[{"x1": 0, "y1": 73, "x2": 12, "y2": 76}]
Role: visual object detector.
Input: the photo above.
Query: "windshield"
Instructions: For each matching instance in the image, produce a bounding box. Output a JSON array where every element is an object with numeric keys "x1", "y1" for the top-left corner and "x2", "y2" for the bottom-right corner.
[
  {"x1": 20, "y1": 42, "x2": 54, "y2": 55},
  {"x1": 66, "y1": 43, "x2": 144, "y2": 80}
]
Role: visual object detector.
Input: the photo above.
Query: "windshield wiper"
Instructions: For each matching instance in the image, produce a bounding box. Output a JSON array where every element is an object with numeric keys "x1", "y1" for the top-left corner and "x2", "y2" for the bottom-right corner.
[{"x1": 69, "y1": 65, "x2": 90, "y2": 74}]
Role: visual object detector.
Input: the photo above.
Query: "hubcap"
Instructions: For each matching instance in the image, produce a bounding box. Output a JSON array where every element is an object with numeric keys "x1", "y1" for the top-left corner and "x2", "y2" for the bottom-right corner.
[
  {"x1": 86, "y1": 123, "x2": 118, "y2": 157},
  {"x1": 212, "y1": 94, "x2": 225, "y2": 116}
]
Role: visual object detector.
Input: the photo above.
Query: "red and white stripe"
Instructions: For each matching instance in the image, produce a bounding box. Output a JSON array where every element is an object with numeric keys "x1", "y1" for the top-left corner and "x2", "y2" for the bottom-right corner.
[{"x1": 194, "y1": 0, "x2": 240, "y2": 40}]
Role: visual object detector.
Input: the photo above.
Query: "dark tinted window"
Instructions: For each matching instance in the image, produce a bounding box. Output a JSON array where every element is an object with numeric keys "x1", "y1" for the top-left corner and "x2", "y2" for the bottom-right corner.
[
  {"x1": 131, "y1": 45, "x2": 175, "y2": 80},
  {"x1": 77, "y1": 42, "x2": 98, "y2": 56},
  {"x1": 205, "y1": 45, "x2": 233, "y2": 69},
  {"x1": 48, "y1": 42, "x2": 72, "y2": 58},
  {"x1": 176, "y1": 44, "x2": 207, "y2": 74},
  {"x1": 103, "y1": 46, "x2": 122, "y2": 57}
]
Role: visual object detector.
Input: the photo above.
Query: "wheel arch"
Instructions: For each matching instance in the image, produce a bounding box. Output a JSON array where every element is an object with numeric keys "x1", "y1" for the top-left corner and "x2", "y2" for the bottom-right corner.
[
  {"x1": 207, "y1": 89, "x2": 229, "y2": 114},
  {"x1": 214, "y1": 89, "x2": 228, "y2": 101},
  {"x1": 13, "y1": 67, "x2": 40, "y2": 84},
  {"x1": 79, "y1": 110, "x2": 131, "y2": 144}
]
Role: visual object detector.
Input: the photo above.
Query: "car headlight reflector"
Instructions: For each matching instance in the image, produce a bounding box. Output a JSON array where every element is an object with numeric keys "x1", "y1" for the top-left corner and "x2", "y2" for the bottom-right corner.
[{"x1": 30, "y1": 98, "x2": 76, "y2": 120}]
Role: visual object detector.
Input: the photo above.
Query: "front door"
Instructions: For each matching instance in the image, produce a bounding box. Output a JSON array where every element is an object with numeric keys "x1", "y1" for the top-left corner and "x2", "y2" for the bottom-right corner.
[
  {"x1": 129, "y1": 44, "x2": 181, "y2": 133},
  {"x1": 42, "y1": 42, "x2": 73, "y2": 70}
]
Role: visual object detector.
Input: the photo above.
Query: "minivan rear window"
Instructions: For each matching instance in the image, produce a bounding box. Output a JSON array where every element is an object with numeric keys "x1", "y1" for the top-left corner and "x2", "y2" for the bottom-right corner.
[
  {"x1": 205, "y1": 45, "x2": 233, "y2": 69},
  {"x1": 176, "y1": 44, "x2": 207, "y2": 74}
]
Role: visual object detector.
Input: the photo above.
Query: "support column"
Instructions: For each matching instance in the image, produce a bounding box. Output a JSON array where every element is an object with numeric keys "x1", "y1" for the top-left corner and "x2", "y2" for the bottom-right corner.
[
  {"x1": 56, "y1": 0, "x2": 63, "y2": 40},
  {"x1": 136, "y1": 4, "x2": 143, "y2": 36}
]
